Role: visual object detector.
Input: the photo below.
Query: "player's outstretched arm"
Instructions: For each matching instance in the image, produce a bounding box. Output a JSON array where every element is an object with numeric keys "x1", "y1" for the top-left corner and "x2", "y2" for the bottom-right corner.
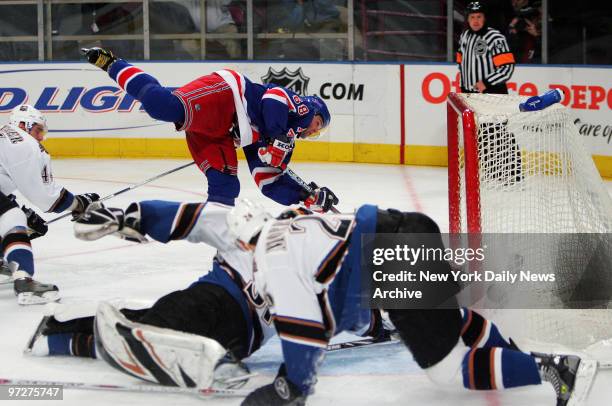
[
  {"x1": 81, "y1": 48, "x2": 184, "y2": 124},
  {"x1": 74, "y1": 200, "x2": 238, "y2": 252}
]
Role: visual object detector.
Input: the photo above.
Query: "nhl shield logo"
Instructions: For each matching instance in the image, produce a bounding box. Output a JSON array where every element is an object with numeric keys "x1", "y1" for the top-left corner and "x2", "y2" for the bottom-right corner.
[
  {"x1": 261, "y1": 67, "x2": 310, "y2": 95},
  {"x1": 474, "y1": 39, "x2": 487, "y2": 55}
]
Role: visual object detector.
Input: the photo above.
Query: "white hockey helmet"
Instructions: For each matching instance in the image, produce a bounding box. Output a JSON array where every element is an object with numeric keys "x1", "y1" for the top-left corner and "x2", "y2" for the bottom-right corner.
[
  {"x1": 9, "y1": 104, "x2": 48, "y2": 136},
  {"x1": 226, "y1": 198, "x2": 272, "y2": 248}
]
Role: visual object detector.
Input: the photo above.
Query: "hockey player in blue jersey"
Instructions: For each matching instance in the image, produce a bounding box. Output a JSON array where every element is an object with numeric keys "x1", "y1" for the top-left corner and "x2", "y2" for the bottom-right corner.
[
  {"x1": 226, "y1": 200, "x2": 584, "y2": 406},
  {"x1": 81, "y1": 47, "x2": 338, "y2": 213}
]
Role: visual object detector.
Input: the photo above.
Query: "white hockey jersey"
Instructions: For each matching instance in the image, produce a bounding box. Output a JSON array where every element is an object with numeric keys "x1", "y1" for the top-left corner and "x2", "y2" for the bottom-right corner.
[
  {"x1": 0, "y1": 124, "x2": 66, "y2": 212},
  {"x1": 250, "y1": 205, "x2": 380, "y2": 393},
  {"x1": 253, "y1": 213, "x2": 358, "y2": 347},
  {"x1": 187, "y1": 202, "x2": 276, "y2": 352}
]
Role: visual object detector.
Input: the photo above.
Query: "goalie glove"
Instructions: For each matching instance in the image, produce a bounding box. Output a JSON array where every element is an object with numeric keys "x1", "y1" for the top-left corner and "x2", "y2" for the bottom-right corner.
[
  {"x1": 21, "y1": 206, "x2": 48, "y2": 239},
  {"x1": 81, "y1": 47, "x2": 117, "y2": 72},
  {"x1": 74, "y1": 204, "x2": 146, "y2": 243},
  {"x1": 301, "y1": 183, "x2": 338, "y2": 213},
  {"x1": 69, "y1": 193, "x2": 101, "y2": 218},
  {"x1": 258, "y1": 139, "x2": 292, "y2": 169},
  {"x1": 241, "y1": 365, "x2": 306, "y2": 406}
]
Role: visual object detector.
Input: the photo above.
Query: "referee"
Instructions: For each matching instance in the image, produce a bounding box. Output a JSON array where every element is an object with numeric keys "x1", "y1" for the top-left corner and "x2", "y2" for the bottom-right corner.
[{"x1": 457, "y1": 2, "x2": 515, "y2": 94}]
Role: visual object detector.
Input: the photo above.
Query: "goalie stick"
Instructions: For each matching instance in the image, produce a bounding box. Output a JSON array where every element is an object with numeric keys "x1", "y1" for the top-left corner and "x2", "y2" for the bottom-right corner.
[
  {"x1": 0, "y1": 377, "x2": 250, "y2": 398},
  {"x1": 0, "y1": 338, "x2": 397, "y2": 399},
  {"x1": 46, "y1": 161, "x2": 196, "y2": 225},
  {"x1": 326, "y1": 333, "x2": 399, "y2": 352}
]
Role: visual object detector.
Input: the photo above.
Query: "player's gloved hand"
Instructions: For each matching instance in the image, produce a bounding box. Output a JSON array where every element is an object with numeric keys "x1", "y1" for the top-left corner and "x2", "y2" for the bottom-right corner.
[
  {"x1": 302, "y1": 183, "x2": 338, "y2": 213},
  {"x1": 258, "y1": 139, "x2": 292, "y2": 169},
  {"x1": 70, "y1": 193, "x2": 101, "y2": 218},
  {"x1": 3, "y1": 193, "x2": 19, "y2": 210},
  {"x1": 74, "y1": 204, "x2": 146, "y2": 243},
  {"x1": 21, "y1": 206, "x2": 48, "y2": 239},
  {"x1": 241, "y1": 369, "x2": 306, "y2": 406},
  {"x1": 80, "y1": 47, "x2": 117, "y2": 71}
]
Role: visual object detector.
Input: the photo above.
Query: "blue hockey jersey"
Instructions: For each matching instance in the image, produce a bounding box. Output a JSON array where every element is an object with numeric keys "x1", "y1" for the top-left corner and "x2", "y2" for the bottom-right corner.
[{"x1": 107, "y1": 61, "x2": 313, "y2": 206}]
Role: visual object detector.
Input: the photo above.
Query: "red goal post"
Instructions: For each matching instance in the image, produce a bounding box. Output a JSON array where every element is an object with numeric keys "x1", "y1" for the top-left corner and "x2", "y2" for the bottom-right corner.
[{"x1": 447, "y1": 92, "x2": 481, "y2": 234}]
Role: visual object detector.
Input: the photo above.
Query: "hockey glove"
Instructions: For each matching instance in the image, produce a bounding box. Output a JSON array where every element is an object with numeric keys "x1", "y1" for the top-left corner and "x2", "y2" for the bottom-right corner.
[
  {"x1": 302, "y1": 183, "x2": 339, "y2": 213},
  {"x1": 258, "y1": 139, "x2": 292, "y2": 169},
  {"x1": 70, "y1": 193, "x2": 101, "y2": 218},
  {"x1": 21, "y1": 206, "x2": 48, "y2": 239},
  {"x1": 74, "y1": 204, "x2": 146, "y2": 243},
  {"x1": 81, "y1": 47, "x2": 117, "y2": 72},
  {"x1": 241, "y1": 376, "x2": 306, "y2": 406}
]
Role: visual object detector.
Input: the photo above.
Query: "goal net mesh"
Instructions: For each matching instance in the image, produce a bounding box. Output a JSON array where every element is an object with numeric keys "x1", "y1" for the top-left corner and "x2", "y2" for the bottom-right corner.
[{"x1": 448, "y1": 93, "x2": 612, "y2": 351}]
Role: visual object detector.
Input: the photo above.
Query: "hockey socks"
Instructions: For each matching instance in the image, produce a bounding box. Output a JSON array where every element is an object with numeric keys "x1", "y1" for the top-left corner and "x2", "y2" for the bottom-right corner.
[
  {"x1": 460, "y1": 308, "x2": 513, "y2": 349},
  {"x1": 47, "y1": 333, "x2": 96, "y2": 358},
  {"x1": 206, "y1": 169, "x2": 239, "y2": 206},
  {"x1": 3, "y1": 230, "x2": 34, "y2": 276},
  {"x1": 109, "y1": 60, "x2": 184, "y2": 123},
  {"x1": 462, "y1": 347, "x2": 541, "y2": 390}
]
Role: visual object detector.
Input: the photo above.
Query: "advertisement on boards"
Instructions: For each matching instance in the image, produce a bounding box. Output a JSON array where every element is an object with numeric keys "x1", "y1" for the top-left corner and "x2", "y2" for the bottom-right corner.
[
  {"x1": 405, "y1": 64, "x2": 612, "y2": 160},
  {"x1": 0, "y1": 62, "x2": 398, "y2": 146}
]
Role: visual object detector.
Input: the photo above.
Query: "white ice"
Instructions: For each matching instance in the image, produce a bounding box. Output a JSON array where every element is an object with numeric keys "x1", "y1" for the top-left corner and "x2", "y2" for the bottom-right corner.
[{"x1": 0, "y1": 159, "x2": 610, "y2": 406}]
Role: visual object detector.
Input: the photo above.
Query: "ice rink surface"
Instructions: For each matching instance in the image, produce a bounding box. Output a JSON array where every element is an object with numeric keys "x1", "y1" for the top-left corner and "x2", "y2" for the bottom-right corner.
[{"x1": 0, "y1": 159, "x2": 611, "y2": 406}]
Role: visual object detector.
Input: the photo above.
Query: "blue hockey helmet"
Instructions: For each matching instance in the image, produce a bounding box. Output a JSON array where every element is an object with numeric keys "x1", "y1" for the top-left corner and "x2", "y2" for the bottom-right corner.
[{"x1": 301, "y1": 95, "x2": 331, "y2": 139}]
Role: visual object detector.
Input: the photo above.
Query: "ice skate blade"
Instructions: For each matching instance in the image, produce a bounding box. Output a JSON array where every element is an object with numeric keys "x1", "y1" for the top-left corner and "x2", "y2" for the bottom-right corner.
[{"x1": 17, "y1": 291, "x2": 61, "y2": 306}]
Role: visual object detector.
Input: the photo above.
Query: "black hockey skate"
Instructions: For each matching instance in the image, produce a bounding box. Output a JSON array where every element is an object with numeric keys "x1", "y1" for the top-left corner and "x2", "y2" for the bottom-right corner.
[
  {"x1": 14, "y1": 272, "x2": 60, "y2": 305},
  {"x1": 24, "y1": 316, "x2": 52, "y2": 355},
  {"x1": 533, "y1": 352, "x2": 581, "y2": 406},
  {"x1": 0, "y1": 259, "x2": 11, "y2": 284}
]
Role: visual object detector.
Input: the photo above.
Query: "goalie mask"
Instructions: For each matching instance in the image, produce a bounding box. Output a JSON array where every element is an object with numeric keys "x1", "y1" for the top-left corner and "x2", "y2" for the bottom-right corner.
[
  {"x1": 226, "y1": 199, "x2": 272, "y2": 250},
  {"x1": 9, "y1": 104, "x2": 48, "y2": 140}
]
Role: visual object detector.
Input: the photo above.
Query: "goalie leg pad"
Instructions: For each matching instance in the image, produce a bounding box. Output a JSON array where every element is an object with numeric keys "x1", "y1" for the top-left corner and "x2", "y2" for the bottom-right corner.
[{"x1": 94, "y1": 301, "x2": 227, "y2": 388}]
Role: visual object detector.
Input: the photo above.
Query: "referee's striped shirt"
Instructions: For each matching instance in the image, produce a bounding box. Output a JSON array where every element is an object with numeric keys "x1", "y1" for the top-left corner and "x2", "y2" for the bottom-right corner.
[{"x1": 457, "y1": 26, "x2": 515, "y2": 92}]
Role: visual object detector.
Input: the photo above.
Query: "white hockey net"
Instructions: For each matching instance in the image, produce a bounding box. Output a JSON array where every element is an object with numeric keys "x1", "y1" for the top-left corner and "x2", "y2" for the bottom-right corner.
[{"x1": 447, "y1": 93, "x2": 612, "y2": 352}]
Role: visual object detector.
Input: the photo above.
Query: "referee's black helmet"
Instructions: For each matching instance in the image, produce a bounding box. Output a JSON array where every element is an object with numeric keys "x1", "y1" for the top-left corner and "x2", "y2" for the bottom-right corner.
[{"x1": 466, "y1": 1, "x2": 485, "y2": 15}]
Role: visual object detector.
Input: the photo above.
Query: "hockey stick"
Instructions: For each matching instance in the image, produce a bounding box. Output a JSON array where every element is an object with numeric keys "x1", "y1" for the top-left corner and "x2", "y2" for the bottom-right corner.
[
  {"x1": 284, "y1": 167, "x2": 340, "y2": 214},
  {"x1": 0, "y1": 339, "x2": 397, "y2": 398},
  {"x1": 326, "y1": 334, "x2": 399, "y2": 352},
  {"x1": 45, "y1": 161, "x2": 196, "y2": 225},
  {"x1": 0, "y1": 377, "x2": 249, "y2": 398}
]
